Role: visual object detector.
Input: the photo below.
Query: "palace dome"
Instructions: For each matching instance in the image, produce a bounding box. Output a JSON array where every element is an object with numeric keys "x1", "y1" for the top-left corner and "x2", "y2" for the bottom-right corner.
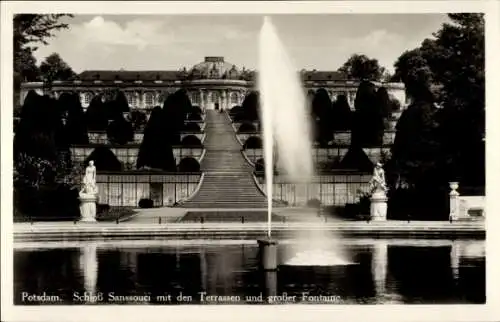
[{"x1": 189, "y1": 56, "x2": 241, "y2": 79}]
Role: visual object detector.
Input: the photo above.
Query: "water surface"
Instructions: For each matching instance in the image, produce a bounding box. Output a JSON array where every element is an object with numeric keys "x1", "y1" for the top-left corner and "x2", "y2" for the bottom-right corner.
[{"x1": 14, "y1": 239, "x2": 485, "y2": 305}]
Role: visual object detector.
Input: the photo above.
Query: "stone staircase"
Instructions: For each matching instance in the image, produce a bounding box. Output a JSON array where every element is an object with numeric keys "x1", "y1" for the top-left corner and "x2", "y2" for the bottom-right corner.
[{"x1": 178, "y1": 110, "x2": 273, "y2": 208}]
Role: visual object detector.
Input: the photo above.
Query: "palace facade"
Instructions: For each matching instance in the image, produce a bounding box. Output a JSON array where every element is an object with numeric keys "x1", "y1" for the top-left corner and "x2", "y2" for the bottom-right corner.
[{"x1": 19, "y1": 56, "x2": 407, "y2": 113}]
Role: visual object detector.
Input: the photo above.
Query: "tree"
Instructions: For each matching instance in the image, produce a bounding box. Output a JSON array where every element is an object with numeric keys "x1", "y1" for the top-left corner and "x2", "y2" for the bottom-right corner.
[
  {"x1": 136, "y1": 107, "x2": 176, "y2": 171},
  {"x1": 392, "y1": 13, "x2": 485, "y2": 188},
  {"x1": 352, "y1": 80, "x2": 383, "y2": 147},
  {"x1": 311, "y1": 88, "x2": 334, "y2": 146},
  {"x1": 14, "y1": 48, "x2": 40, "y2": 82},
  {"x1": 177, "y1": 157, "x2": 201, "y2": 172},
  {"x1": 114, "y1": 90, "x2": 131, "y2": 114},
  {"x1": 13, "y1": 15, "x2": 79, "y2": 220},
  {"x1": 14, "y1": 14, "x2": 73, "y2": 52},
  {"x1": 14, "y1": 91, "x2": 64, "y2": 161},
  {"x1": 58, "y1": 92, "x2": 89, "y2": 145},
  {"x1": 338, "y1": 54, "x2": 385, "y2": 81},
  {"x1": 239, "y1": 91, "x2": 260, "y2": 122},
  {"x1": 162, "y1": 91, "x2": 188, "y2": 145},
  {"x1": 393, "y1": 49, "x2": 433, "y2": 99},
  {"x1": 86, "y1": 96, "x2": 108, "y2": 131},
  {"x1": 387, "y1": 89, "x2": 449, "y2": 220},
  {"x1": 39, "y1": 53, "x2": 75, "y2": 86},
  {"x1": 375, "y1": 87, "x2": 394, "y2": 122},
  {"x1": 331, "y1": 94, "x2": 352, "y2": 132},
  {"x1": 107, "y1": 114, "x2": 134, "y2": 145},
  {"x1": 14, "y1": 15, "x2": 73, "y2": 100},
  {"x1": 14, "y1": 91, "x2": 78, "y2": 219}
]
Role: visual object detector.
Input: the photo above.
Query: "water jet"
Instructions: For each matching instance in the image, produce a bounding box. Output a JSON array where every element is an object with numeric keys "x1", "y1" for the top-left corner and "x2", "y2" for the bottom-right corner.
[{"x1": 257, "y1": 16, "x2": 349, "y2": 268}]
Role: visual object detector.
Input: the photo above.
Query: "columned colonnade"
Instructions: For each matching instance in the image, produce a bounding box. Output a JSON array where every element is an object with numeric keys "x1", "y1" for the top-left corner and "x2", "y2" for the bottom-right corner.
[
  {"x1": 21, "y1": 83, "x2": 406, "y2": 113},
  {"x1": 71, "y1": 87, "x2": 361, "y2": 111},
  {"x1": 70, "y1": 88, "x2": 248, "y2": 111}
]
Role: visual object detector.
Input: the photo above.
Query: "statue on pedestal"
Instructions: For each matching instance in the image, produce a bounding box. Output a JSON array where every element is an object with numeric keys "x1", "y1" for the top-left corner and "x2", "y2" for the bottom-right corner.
[
  {"x1": 369, "y1": 162, "x2": 388, "y2": 221},
  {"x1": 369, "y1": 162, "x2": 388, "y2": 195},
  {"x1": 79, "y1": 160, "x2": 98, "y2": 222},
  {"x1": 81, "y1": 160, "x2": 98, "y2": 195}
]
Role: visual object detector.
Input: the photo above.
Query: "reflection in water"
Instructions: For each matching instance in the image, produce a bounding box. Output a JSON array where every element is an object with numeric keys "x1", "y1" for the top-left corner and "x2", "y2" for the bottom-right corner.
[
  {"x1": 14, "y1": 239, "x2": 485, "y2": 305},
  {"x1": 451, "y1": 242, "x2": 460, "y2": 280},
  {"x1": 372, "y1": 241, "x2": 387, "y2": 299},
  {"x1": 80, "y1": 244, "x2": 98, "y2": 300}
]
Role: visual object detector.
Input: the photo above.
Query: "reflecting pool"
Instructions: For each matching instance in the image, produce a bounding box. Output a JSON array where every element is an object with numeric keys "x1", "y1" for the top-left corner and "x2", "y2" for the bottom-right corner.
[{"x1": 14, "y1": 239, "x2": 485, "y2": 305}]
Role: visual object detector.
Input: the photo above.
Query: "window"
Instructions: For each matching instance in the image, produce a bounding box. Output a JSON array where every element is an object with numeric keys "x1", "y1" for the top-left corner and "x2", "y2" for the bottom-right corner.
[
  {"x1": 144, "y1": 93, "x2": 153, "y2": 107},
  {"x1": 210, "y1": 92, "x2": 219, "y2": 103},
  {"x1": 82, "y1": 92, "x2": 91, "y2": 107},
  {"x1": 230, "y1": 92, "x2": 239, "y2": 105},
  {"x1": 191, "y1": 92, "x2": 200, "y2": 105},
  {"x1": 127, "y1": 92, "x2": 137, "y2": 107}
]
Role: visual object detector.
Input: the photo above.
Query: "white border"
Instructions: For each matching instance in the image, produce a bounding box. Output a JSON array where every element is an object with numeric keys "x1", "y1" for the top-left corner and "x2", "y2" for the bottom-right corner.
[{"x1": 2, "y1": 1, "x2": 499, "y2": 322}]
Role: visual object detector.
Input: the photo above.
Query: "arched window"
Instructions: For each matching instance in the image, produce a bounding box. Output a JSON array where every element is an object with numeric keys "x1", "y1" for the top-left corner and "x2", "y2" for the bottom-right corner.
[
  {"x1": 144, "y1": 92, "x2": 154, "y2": 108},
  {"x1": 127, "y1": 92, "x2": 137, "y2": 107},
  {"x1": 81, "y1": 92, "x2": 92, "y2": 107},
  {"x1": 191, "y1": 91, "x2": 200, "y2": 105},
  {"x1": 230, "y1": 92, "x2": 239, "y2": 105},
  {"x1": 210, "y1": 91, "x2": 219, "y2": 103}
]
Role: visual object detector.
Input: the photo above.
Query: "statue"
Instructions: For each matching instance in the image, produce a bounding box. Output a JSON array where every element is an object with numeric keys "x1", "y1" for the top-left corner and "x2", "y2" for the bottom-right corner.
[
  {"x1": 369, "y1": 162, "x2": 388, "y2": 221},
  {"x1": 81, "y1": 160, "x2": 98, "y2": 195},
  {"x1": 369, "y1": 162, "x2": 388, "y2": 194},
  {"x1": 79, "y1": 160, "x2": 98, "y2": 222}
]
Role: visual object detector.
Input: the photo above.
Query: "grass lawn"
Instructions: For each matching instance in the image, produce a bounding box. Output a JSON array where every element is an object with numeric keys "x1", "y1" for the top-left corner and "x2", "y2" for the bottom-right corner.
[{"x1": 96, "y1": 206, "x2": 137, "y2": 222}]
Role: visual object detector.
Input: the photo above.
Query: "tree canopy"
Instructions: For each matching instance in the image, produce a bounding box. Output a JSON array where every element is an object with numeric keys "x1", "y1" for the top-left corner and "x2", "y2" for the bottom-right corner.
[
  {"x1": 237, "y1": 91, "x2": 260, "y2": 122},
  {"x1": 331, "y1": 94, "x2": 352, "y2": 132},
  {"x1": 387, "y1": 13, "x2": 485, "y2": 219},
  {"x1": 58, "y1": 92, "x2": 89, "y2": 145},
  {"x1": 39, "y1": 53, "x2": 75, "y2": 85},
  {"x1": 136, "y1": 107, "x2": 176, "y2": 171},
  {"x1": 338, "y1": 54, "x2": 386, "y2": 81},
  {"x1": 352, "y1": 81, "x2": 384, "y2": 147},
  {"x1": 311, "y1": 88, "x2": 334, "y2": 146},
  {"x1": 86, "y1": 96, "x2": 108, "y2": 131},
  {"x1": 13, "y1": 90, "x2": 79, "y2": 219},
  {"x1": 14, "y1": 14, "x2": 73, "y2": 105},
  {"x1": 392, "y1": 13, "x2": 484, "y2": 188}
]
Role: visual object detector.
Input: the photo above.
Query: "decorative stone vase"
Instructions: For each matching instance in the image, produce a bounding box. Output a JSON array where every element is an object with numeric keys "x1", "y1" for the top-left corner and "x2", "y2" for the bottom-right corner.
[
  {"x1": 370, "y1": 190, "x2": 388, "y2": 221},
  {"x1": 79, "y1": 191, "x2": 98, "y2": 222},
  {"x1": 449, "y1": 182, "x2": 459, "y2": 194},
  {"x1": 449, "y1": 182, "x2": 460, "y2": 220}
]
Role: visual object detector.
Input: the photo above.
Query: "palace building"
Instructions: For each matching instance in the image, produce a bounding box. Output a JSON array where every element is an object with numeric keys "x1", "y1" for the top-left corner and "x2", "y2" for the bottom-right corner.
[{"x1": 19, "y1": 56, "x2": 407, "y2": 114}]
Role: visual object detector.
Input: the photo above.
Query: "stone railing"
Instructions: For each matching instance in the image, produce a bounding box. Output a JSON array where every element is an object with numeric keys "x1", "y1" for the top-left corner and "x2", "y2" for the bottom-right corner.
[
  {"x1": 449, "y1": 182, "x2": 485, "y2": 221},
  {"x1": 242, "y1": 147, "x2": 391, "y2": 166},
  {"x1": 236, "y1": 131, "x2": 396, "y2": 148},
  {"x1": 71, "y1": 145, "x2": 205, "y2": 171},
  {"x1": 88, "y1": 131, "x2": 206, "y2": 145}
]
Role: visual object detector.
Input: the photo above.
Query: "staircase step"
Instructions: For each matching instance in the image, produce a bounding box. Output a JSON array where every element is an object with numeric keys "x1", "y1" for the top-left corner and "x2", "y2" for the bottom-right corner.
[{"x1": 179, "y1": 110, "x2": 270, "y2": 208}]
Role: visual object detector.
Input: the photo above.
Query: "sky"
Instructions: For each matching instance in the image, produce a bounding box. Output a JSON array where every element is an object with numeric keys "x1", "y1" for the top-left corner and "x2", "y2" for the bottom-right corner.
[{"x1": 32, "y1": 14, "x2": 451, "y2": 74}]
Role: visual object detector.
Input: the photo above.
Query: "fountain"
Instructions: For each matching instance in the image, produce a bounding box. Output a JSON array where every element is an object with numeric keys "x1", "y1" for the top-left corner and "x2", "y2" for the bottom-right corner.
[{"x1": 257, "y1": 16, "x2": 352, "y2": 268}]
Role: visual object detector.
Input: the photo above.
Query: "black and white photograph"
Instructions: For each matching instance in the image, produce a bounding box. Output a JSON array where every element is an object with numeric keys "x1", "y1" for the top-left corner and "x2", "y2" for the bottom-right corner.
[{"x1": 1, "y1": 1, "x2": 499, "y2": 322}]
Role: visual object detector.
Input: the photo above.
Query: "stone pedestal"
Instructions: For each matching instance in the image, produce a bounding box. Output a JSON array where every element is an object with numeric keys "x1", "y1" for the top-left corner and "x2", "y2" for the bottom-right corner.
[
  {"x1": 257, "y1": 239, "x2": 278, "y2": 271},
  {"x1": 370, "y1": 191, "x2": 388, "y2": 221},
  {"x1": 79, "y1": 192, "x2": 98, "y2": 222},
  {"x1": 449, "y1": 182, "x2": 460, "y2": 221}
]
